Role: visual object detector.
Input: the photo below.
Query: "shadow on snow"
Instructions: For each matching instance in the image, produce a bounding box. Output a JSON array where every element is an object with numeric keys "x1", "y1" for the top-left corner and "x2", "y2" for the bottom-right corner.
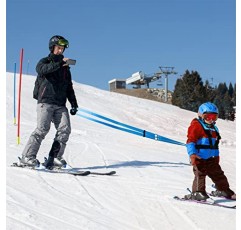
[{"x1": 79, "y1": 160, "x2": 190, "y2": 170}]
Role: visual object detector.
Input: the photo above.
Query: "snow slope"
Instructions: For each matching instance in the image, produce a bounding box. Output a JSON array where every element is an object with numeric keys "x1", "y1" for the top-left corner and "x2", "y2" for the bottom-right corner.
[{"x1": 6, "y1": 73, "x2": 236, "y2": 230}]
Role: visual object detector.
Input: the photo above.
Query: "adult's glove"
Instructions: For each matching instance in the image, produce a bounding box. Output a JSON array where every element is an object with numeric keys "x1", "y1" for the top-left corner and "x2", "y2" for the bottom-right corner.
[
  {"x1": 190, "y1": 154, "x2": 201, "y2": 166},
  {"x1": 70, "y1": 107, "x2": 78, "y2": 115}
]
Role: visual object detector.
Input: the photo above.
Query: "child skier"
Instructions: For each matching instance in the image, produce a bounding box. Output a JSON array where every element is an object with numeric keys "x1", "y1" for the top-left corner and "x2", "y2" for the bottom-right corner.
[{"x1": 185, "y1": 102, "x2": 236, "y2": 201}]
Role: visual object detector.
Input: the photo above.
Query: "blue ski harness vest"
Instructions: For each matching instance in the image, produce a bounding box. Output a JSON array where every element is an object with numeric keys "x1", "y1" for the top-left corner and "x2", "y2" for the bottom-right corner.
[
  {"x1": 195, "y1": 118, "x2": 221, "y2": 150},
  {"x1": 186, "y1": 118, "x2": 221, "y2": 159}
]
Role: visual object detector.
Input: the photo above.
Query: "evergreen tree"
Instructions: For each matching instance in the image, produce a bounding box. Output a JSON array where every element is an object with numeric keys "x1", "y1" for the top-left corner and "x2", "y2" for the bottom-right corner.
[
  {"x1": 172, "y1": 70, "x2": 207, "y2": 112},
  {"x1": 213, "y1": 83, "x2": 235, "y2": 120},
  {"x1": 172, "y1": 71, "x2": 236, "y2": 121},
  {"x1": 228, "y1": 82, "x2": 234, "y2": 98},
  {"x1": 222, "y1": 92, "x2": 233, "y2": 119},
  {"x1": 217, "y1": 82, "x2": 228, "y2": 96},
  {"x1": 204, "y1": 79, "x2": 216, "y2": 101},
  {"x1": 232, "y1": 83, "x2": 236, "y2": 106}
]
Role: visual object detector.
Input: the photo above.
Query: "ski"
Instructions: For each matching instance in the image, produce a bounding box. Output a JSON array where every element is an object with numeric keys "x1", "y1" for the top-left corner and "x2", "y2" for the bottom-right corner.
[
  {"x1": 11, "y1": 162, "x2": 116, "y2": 176},
  {"x1": 89, "y1": 170, "x2": 116, "y2": 176},
  {"x1": 11, "y1": 162, "x2": 90, "y2": 176},
  {"x1": 65, "y1": 170, "x2": 91, "y2": 176},
  {"x1": 173, "y1": 196, "x2": 236, "y2": 209}
]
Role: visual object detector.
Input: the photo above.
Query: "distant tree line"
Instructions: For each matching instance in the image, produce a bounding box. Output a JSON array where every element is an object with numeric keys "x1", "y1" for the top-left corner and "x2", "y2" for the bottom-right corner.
[{"x1": 172, "y1": 70, "x2": 236, "y2": 121}]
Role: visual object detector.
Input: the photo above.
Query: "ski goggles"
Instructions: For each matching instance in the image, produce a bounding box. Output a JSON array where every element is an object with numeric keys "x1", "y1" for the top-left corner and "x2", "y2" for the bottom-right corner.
[
  {"x1": 57, "y1": 39, "x2": 69, "y2": 48},
  {"x1": 203, "y1": 113, "x2": 218, "y2": 121}
]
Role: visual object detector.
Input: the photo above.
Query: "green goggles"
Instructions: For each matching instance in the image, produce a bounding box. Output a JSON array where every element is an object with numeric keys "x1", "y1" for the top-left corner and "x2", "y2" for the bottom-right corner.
[{"x1": 58, "y1": 39, "x2": 69, "y2": 48}]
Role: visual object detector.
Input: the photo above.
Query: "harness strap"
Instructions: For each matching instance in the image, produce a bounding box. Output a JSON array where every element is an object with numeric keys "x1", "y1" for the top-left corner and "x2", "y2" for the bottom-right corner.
[
  {"x1": 195, "y1": 118, "x2": 221, "y2": 150},
  {"x1": 195, "y1": 145, "x2": 219, "y2": 149}
]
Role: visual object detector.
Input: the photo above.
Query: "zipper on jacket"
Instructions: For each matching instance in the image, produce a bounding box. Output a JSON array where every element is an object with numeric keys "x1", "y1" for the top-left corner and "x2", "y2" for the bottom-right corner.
[{"x1": 40, "y1": 86, "x2": 46, "y2": 99}]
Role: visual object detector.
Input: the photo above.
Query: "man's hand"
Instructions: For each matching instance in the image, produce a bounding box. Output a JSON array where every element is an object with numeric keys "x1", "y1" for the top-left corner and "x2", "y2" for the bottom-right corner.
[{"x1": 63, "y1": 58, "x2": 69, "y2": 66}]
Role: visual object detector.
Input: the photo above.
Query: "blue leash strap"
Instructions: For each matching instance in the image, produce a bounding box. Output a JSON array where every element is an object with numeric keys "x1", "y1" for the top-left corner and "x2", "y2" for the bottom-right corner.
[
  {"x1": 78, "y1": 108, "x2": 143, "y2": 133},
  {"x1": 144, "y1": 131, "x2": 186, "y2": 146},
  {"x1": 77, "y1": 113, "x2": 144, "y2": 136},
  {"x1": 77, "y1": 108, "x2": 186, "y2": 146}
]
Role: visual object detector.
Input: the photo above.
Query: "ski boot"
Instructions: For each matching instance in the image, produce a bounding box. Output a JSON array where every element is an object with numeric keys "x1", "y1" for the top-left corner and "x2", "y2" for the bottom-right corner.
[
  {"x1": 43, "y1": 140, "x2": 60, "y2": 170},
  {"x1": 43, "y1": 156, "x2": 68, "y2": 169},
  {"x1": 43, "y1": 156, "x2": 55, "y2": 170},
  {"x1": 54, "y1": 157, "x2": 68, "y2": 168},
  {"x1": 184, "y1": 191, "x2": 209, "y2": 201},
  {"x1": 211, "y1": 189, "x2": 236, "y2": 200},
  {"x1": 19, "y1": 156, "x2": 40, "y2": 167}
]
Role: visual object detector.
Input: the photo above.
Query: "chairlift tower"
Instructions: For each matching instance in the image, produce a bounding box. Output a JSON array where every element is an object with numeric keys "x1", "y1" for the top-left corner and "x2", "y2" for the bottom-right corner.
[{"x1": 159, "y1": 66, "x2": 177, "y2": 102}]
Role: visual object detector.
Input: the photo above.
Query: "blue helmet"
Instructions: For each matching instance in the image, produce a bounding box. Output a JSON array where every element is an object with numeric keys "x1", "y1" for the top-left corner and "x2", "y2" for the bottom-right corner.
[{"x1": 198, "y1": 102, "x2": 219, "y2": 115}]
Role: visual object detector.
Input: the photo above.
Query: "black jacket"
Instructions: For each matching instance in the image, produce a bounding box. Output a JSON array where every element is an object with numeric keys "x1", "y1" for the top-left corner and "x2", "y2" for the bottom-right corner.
[{"x1": 34, "y1": 53, "x2": 78, "y2": 107}]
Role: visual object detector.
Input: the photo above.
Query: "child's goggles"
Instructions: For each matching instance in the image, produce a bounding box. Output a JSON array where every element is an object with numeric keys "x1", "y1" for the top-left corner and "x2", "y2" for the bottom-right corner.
[{"x1": 203, "y1": 113, "x2": 218, "y2": 121}]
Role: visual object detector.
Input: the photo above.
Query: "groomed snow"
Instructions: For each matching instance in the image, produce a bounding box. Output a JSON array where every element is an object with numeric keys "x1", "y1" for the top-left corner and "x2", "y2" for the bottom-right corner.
[{"x1": 6, "y1": 73, "x2": 236, "y2": 230}]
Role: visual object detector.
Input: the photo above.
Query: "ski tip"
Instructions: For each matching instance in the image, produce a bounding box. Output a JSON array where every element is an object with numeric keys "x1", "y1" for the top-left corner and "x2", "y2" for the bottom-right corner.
[
  {"x1": 69, "y1": 170, "x2": 91, "y2": 176},
  {"x1": 89, "y1": 170, "x2": 117, "y2": 175},
  {"x1": 173, "y1": 196, "x2": 183, "y2": 200}
]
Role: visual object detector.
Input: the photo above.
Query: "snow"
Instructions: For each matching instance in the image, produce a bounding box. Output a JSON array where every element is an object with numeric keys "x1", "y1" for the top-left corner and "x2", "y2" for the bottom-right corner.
[{"x1": 6, "y1": 72, "x2": 237, "y2": 230}]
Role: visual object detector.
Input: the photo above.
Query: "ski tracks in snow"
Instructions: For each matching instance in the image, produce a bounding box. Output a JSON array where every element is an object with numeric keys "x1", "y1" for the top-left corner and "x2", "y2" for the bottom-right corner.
[
  {"x1": 69, "y1": 138, "x2": 192, "y2": 229},
  {"x1": 157, "y1": 199, "x2": 201, "y2": 230},
  {"x1": 7, "y1": 171, "x2": 104, "y2": 229}
]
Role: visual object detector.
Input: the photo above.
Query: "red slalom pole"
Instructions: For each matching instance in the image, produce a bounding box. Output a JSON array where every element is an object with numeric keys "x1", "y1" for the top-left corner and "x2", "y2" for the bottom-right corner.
[{"x1": 17, "y1": 48, "x2": 24, "y2": 144}]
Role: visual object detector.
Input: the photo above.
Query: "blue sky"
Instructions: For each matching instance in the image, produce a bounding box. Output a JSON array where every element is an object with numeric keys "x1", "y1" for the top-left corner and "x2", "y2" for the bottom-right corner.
[{"x1": 6, "y1": 0, "x2": 236, "y2": 91}]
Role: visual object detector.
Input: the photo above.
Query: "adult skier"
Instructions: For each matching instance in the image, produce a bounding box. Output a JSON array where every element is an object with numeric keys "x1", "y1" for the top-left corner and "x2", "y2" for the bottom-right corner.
[
  {"x1": 185, "y1": 102, "x2": 236, "y2": 200},
  {"x1": 19, "y1": 35, "x2": 78, "y2": 169}
]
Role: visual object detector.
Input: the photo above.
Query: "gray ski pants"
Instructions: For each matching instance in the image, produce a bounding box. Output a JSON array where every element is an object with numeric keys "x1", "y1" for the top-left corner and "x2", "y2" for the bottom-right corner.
[{"x1": 22, "y1": 103, "x2": 71, "y2": 159}]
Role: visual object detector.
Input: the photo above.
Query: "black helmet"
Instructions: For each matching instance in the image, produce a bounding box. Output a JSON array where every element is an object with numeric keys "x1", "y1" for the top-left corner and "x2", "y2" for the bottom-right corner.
[{"x1": 49, "y1": 35, "x2": 69, "y2": 52}]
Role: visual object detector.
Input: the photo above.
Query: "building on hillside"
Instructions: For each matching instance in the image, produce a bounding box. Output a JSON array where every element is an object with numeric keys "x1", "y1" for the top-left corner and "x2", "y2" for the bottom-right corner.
[{"x1": 108, "y1": 79, "x2": 126, "y2": 91}]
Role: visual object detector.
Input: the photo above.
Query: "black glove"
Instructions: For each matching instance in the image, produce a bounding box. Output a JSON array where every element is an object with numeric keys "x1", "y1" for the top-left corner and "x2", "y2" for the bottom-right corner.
[{"x1": 70, "y1": 107, "x2": 78, "y2": 115}]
